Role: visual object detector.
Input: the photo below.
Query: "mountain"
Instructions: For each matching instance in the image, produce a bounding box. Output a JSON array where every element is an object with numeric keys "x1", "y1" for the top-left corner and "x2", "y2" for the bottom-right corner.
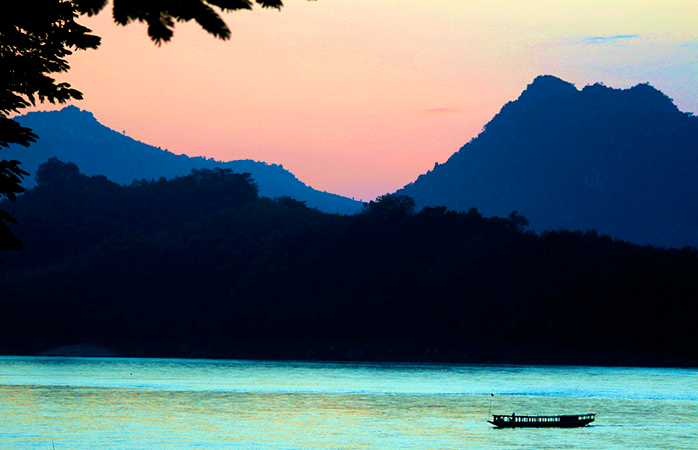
[
  {"x1": 5, "y1": 106, "x2": 361, "y2": 214},
  {"x1": 397, "y1": 75, "x2": 698, "y2": 248}
]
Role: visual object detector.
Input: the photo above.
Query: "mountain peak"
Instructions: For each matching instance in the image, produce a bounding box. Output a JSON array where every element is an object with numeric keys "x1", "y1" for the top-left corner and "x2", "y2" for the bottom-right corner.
[
  {"x1": 519, "y1": 75, "x2": 578, "y2": 101},
  {"x1": 58, "y1": 105, "x2": 97, "y2": 120},
  {"x1": 60, "y1": 105, "x2": 85, "y2": 114},
  {"x1": 8, "y1": 108, "x2": 362, "y2": 214},
  {"x1": 20, "y1": 105, "x2": 97, "y2": 124},
  {"x1": 620, "y1": 82, "x2": 677, "y2": 113},
  {"x1": 579, "y1": 81, "x2": 679, "y2": 112},
  {"x1": 398, "y1": 75, "x2": 698, "y2": 249}
]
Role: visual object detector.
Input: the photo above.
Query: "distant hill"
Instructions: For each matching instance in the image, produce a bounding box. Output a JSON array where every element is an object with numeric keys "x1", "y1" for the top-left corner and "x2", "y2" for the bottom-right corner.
[
  {"x1": 6, "y1": 106, "x2": 361, "y2": 214},
  {"x1": 397, "y1": 75, "x2": 698, "y2": 248}
]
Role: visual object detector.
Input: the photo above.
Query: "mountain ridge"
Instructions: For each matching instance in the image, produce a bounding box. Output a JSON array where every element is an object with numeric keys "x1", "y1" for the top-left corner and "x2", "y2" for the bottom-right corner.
[
  {"x1": 397, "y1": 75, "x2": 698, "y2": 248},
  {"x1": 6, "y1": 106, "x2": 362, "y2": 215}
]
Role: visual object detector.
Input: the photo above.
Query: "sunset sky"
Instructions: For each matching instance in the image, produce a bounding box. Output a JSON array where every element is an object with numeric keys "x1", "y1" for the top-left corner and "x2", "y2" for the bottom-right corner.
[{"x1": 28, "y1": 0, "x2": 698, "y2": 201}]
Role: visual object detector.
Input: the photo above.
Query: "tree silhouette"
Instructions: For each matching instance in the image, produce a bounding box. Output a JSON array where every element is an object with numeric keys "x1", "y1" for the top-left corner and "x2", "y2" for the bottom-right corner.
[
  {"x1": 72, "y1": 0, "x2": 287, "y2": 44},
  {"x1": 362, "y1": 195, "x2": 416, "y2": 220},
  {"x1": 1, "y1": 0, "x2": 303, "y2": 260},
  {"x1": 507, "y1": 210, "x2": 529, "y2": 232},
  {"x1": 1, "y1": 1, "x2": 100, "y2": 259},
  {"x1": 35, "y1": 157, "x2": 85, "y2": 187}
]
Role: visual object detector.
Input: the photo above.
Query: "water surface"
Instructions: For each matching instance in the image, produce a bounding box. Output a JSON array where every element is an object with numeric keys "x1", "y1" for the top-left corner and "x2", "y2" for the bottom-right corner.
[{"x1": 1, "y1": 357, "x2": 696, "y2": 449}]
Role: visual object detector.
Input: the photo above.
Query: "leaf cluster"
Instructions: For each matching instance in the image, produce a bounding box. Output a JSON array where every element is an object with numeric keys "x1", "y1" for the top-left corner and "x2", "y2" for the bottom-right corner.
[
  {"x1": 1, "y1": 0, "x2": 101, "y2": 253},
  {"x1": 74, "y1": 0, "x2": 286, "y2": 44},
  {"x1": 0, "y1": 1, "x2": 100, "y2": 120}
]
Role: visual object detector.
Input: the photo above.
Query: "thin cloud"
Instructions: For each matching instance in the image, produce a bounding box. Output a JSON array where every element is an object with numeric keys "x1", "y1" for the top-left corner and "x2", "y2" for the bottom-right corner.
[
  {"x1": 583, "y1": 35, "x2": 640, "y2": 45},
  {"x1": 421, "y1": 107, "x2": 463, "y2": 114}
]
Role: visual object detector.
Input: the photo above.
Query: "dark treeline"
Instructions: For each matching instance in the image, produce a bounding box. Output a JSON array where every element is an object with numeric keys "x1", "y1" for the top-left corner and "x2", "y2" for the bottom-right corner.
[{"x1": 1, "y1": 158, "x2": 697, "y2": 366}]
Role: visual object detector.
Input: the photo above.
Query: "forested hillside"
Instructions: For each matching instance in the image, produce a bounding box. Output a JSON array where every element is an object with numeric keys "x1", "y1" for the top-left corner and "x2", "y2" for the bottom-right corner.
[
  {"x1": 1, "y1": 159, "x2": 697, "y2": 366},
  {"x1": 7, "y1": 106, "x2": 361, "y2": 214},
  {"x1": 398, "y1": 76, "x2": 698, "y2": 248}
]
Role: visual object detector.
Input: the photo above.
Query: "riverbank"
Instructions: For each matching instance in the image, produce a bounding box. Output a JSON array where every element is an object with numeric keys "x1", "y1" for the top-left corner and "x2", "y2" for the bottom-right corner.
[{"x1": 8, "y1": 340, "x2": 695, "y2": 368}]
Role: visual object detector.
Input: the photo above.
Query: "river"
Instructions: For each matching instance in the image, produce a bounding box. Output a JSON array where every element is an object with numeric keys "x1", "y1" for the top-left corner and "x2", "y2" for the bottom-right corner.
[{"x1": 1, "y1": 357, "x2": 696, "y2": 449}]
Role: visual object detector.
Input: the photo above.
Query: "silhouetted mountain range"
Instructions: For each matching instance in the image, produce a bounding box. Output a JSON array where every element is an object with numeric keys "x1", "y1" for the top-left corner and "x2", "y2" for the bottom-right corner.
[
  {"x1": 2, "y1": 160, "x2": 697, "y2": 366},
  {"x1": 6, "y1": 106, "x2": 361, "y2": 214},
  {"x1": 397, "y1": 75, "x2": 698, "y2": 248},
  {"x1": 3, "y1": 77, "x2": 698, "y2": 366}
]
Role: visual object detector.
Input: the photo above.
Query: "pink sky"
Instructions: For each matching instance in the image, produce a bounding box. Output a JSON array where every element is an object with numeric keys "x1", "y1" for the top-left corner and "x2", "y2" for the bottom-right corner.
[{"x1": 28, "y1": 1, "x2": 698, "y2": 201}]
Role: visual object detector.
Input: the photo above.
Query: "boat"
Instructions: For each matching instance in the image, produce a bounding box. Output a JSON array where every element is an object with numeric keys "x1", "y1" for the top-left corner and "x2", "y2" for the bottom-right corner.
[{"x1": 488, "y1": 413, "x2": 595, "y2": 428}]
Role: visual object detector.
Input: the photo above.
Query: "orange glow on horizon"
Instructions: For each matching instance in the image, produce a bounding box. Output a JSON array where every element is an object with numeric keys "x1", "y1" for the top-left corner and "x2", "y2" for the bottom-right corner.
[{"x1": 22, "y1": 1, "x2": 698, "y2": 201}]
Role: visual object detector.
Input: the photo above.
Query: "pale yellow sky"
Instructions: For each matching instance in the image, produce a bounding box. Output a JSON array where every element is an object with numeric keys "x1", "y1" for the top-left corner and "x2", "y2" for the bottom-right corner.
[{"x1": 30, "y1": 1, "x2": 698, "y2": 200}]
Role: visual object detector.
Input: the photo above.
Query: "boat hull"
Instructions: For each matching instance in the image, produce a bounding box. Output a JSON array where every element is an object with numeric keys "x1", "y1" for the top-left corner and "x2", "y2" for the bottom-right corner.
[{"x1": 489, "y1": 414, "x2": 595, "y2": 429}]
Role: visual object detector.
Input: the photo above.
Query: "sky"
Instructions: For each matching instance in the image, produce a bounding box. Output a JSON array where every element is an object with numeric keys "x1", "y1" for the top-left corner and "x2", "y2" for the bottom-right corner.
[{"x1": 27, "y1": 0, "x2": 698, "y2": 201}]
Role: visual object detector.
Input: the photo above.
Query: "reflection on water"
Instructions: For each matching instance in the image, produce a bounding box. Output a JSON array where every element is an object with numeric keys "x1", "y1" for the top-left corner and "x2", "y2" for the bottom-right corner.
[{"x1": 0, "y1": 357, "x2": 696, "y2": 449}]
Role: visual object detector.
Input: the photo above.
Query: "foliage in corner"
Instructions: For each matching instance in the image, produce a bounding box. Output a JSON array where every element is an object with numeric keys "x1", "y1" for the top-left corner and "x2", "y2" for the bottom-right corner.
[
  {"x1": 1, "y1": 0, "x2": 301, "y2": 260},
  {"x1": 0, "y1": 1, "x2": 101, "y2": 257}
]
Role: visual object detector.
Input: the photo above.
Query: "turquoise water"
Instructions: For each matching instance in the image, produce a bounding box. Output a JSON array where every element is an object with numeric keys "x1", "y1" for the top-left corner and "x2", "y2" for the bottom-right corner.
[{"x1": 1, "y1": 357, "x2": 697, "y2": 449}]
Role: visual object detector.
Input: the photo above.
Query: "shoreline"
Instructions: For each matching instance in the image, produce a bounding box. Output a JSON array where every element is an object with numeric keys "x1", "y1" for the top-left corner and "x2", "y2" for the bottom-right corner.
[{"x1": 2, "y1": 342, "x2": 695, "y2": 369}]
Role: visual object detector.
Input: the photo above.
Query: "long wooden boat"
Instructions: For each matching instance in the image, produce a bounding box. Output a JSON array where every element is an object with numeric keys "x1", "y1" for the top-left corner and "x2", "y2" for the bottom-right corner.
[{"x1": 489, "y1": 413, "x2": 595, "y2": 428}]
